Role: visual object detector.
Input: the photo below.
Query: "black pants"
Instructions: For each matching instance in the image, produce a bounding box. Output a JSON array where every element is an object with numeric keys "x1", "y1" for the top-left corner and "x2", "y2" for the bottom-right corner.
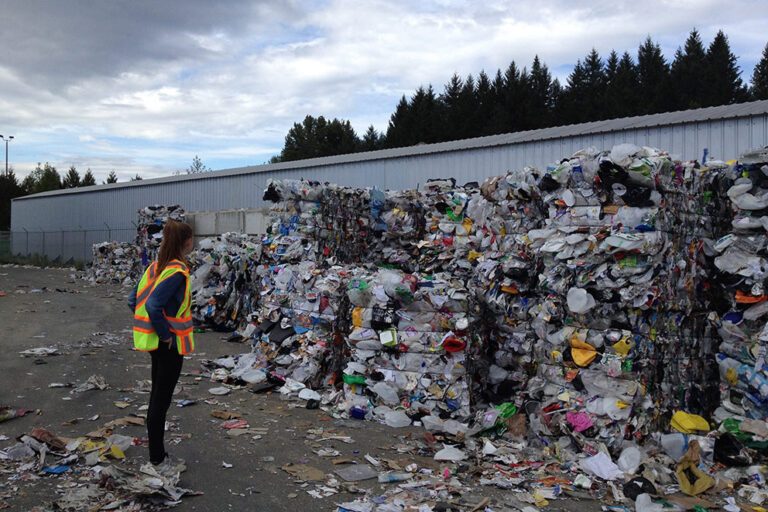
[{"x1": 147, "y1": 340, "x2": 183, "y2": 464}]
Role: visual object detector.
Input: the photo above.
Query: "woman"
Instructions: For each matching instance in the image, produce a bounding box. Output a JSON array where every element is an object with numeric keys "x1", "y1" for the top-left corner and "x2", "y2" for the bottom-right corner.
[{"x1": 128, "y1": 221, "x2": 196, "y2": 467}]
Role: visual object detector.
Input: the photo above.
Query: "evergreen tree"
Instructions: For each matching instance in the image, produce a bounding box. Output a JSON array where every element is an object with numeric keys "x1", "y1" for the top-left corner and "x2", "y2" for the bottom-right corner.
[
  {"x1": 605, "y1": 52, "x2": 640, "y2": 118},
  {"x1": 131, "y1": 174, "x2": 143, "y2": 181},
  {"x1": 279, "y1": 115, "x2": 360, "y2": 161},
  {"x1": 671, "y1": 29, "x2": 708, "y2": 109},
  {"x1": 559, "y1": 59, "x2": 585, "y2": 123},
  {"x1": 751, "y1": 42, "x2": 768, "y2": 100},
  {"x1": 604, "y1": 50, "x2": 619, "y2": 89},
  {"x1": 603, "y1": 51, "x2": 619, "y2": 117},
  {"x1": 527, "y1": 56, "x2": 557, "y2": 129},
  {"x1": 385, "y1": 96, "x2": 412, "y2": 148},
  {"x1": 454, "y1": 74, "x2": 477, "y2": 139},
  {"x1": 560, "y1": 49, "x2": 606, "y2": 124},
  {"x1": 440, "y1": 73, "x2": 464, "y2": 141},
  {"x1": 438, "y1": 73, "x2": 478, "y2": 141},
  {"x1": 80, "y1": 169, "x2": 96, "y2": 186},
  {"x1": 105, "y1": 171, "x2": 118, "y2": 184},
  {"x1": 637, "y1": 37, "x2": 672, "y2": 114},
  {"x1": 512, "y1": 63, "x2": 532, "y2": 131},
  {"x1": 474, "y1": 70, "x2": 495, "y2": 135},
  {"x1": 62, "y1": 165, "x2": 81, "y2": 188},
  {"x1": 583, "y1": 49, "x2": 607, "y2": 120},
  {"x1": 485, "y1": 69, "x2": 508, "y2": 135},
  {"x1": 281, "y1": 116, "x2": 322, "y2": 161},
  {"x1": 409, "y1": 85, "x2": 443, "y2": 144},
  {"x1": 361, "y1": 125, "x2": 383, "y2": 151},
  {"x1": 20, "y1": 174, "x2": 35, "y2": 194},
  {"x1": 0, "y1": 167, "x2": 22, "y2": 230},
  {"x1": 705, "y1": 30, "x2": 748, "y2": 105},
  {"x1": 321, "y1": 119, "x2": 359, "y2": 156},
  {"x1": 187, "y1": 155, "x2": 211, "y2": 174},
  {"x1": 488, "y1": 61, "x2": 530, "y2": 133},
  {"x1": 550, "y1": 78, "x2": 563, "y2": 119},
  {"x1": 21, "y1": 163, "x2": 61, "y2": 194}
]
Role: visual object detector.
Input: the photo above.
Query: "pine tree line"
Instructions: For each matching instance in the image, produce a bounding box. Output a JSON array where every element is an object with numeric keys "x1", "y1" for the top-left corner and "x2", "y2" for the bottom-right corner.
[{"x1": 274, "y1": 30, "x2": 768, "y2": 162}]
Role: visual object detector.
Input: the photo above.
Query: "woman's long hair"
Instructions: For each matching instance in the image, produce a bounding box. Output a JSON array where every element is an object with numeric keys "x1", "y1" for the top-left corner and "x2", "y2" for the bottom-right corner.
[{"x1": 156, "y1": 221, "x2": 193, "y2": 273}]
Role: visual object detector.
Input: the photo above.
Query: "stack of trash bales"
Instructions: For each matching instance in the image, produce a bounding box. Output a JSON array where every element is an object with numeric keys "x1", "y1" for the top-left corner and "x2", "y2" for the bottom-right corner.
[
  {"x1": 711, "y1": 148, "x2": 768, "y2": 423},
  {"x1": 262, "y1": 179, "x2": 376, "y2": 264},
  {"x1": 247, "y1": 261, "x2": 349, "y2": 392},
  {"x1": 464, "y1": 170, "x2": 546, "y2": 404},
  {"x1": 520, "y1": 145, "x2": 727, "y2": 452},
  {"x1": 335, "y1": 267, "x2": 475, "y2": 427},
  {"x1": 650, "y1": 156, "x2": 731, "y2": 423},
  {"x1": 198, "y1": 260, "x2": 350, "y2": 389},
  {"x1": 369, "y1": 189, "x2": 426, "y2": 270},
  {"x1": 87, "y1": 241, "x2": 141, "y2": 285},
  {"x1": 192, "y1": 145, "x2": 743, "y2": 439},
  {"x1": 188, "y1": 232, "x2": 262, "y2": 331},
  {"x1": 261, "y1": 179, "x2": 324, "y2": 264},
  {"x1": 135, "y1": 205, "x2": 185, "y2": 265},
  {"x1": 412, "y1": 179, "x2": 479, "y2": 277},
  {"x1": 262, "y1": 179, "x2": 432, "y2": 268}
]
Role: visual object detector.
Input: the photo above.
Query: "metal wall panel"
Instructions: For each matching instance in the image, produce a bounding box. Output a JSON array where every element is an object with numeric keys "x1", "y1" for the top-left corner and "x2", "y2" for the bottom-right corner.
[{"x1": 11, "y1": 113, "x2": 768, "y2": 261}]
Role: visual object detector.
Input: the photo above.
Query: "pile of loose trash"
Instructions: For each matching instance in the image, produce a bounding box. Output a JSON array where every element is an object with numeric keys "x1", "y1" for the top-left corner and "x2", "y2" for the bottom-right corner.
[
  {"x1": 86, "y1": 241, "x2": 141, "y2": 285},
  {"x1": 86, "y1": 205, "x2": 186, "y2": 285},
  {"x1": 135, "y1": 204, "x2": 186, "y2": 265}
]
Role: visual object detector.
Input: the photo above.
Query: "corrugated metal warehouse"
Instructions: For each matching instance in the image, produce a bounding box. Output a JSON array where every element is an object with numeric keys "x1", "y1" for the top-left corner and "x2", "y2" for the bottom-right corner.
[{"x1": 10, "y1": 99, "x2": 768, "y2": 261}]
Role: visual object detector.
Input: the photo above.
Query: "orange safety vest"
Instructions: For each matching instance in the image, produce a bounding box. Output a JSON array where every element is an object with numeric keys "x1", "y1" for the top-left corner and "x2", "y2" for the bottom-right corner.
[{"x1": 132, "y1": 259, "x2": 195, "y2": 354}]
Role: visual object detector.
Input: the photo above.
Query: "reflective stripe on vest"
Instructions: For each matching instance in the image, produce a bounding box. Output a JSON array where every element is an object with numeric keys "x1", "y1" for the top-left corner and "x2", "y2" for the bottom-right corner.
[{"x1": 167, "y1": 316, "x2": 193, "y2": 331}]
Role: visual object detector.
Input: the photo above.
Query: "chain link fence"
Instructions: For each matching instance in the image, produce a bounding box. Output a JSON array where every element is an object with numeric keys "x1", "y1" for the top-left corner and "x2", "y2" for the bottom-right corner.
[
  {"x1": 0, "y1": 228, "x2": 135, "y2": 264},
  {"x1": 0, "y1": 231, "x2": 11, "y2": 261},
  {"x1": 1, "y1": 209, "x2": 271, "y2": 265}
]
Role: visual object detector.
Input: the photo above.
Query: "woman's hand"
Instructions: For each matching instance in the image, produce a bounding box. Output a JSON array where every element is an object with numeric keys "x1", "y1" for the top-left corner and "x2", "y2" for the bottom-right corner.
[{"x1": 161, "y1": 337, "x2": 173, "y2": 347}]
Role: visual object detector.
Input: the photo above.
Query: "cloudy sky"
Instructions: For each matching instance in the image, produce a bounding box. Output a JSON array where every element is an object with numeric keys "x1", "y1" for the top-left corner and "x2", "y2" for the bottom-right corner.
[{"x1": 1, "y1": 0, "x2": 766, "y2": 182}]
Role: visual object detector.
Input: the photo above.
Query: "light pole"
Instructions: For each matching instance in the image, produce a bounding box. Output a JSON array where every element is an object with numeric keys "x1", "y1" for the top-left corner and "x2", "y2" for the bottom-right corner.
[{"x1": 0, "y1": 135, "x2": 14, "y2": 176}]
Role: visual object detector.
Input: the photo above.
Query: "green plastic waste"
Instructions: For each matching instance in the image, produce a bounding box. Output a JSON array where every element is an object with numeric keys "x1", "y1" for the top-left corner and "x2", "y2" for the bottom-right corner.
[
  {"x1": 474, "y1": 403, "x2": 519, "y2": 438},
  {"x1": 342, "y1": 374, "x2": 366, "y2": 386},
  {"x1": 446, "y1": 209, "x2": 463, "y2": 222},
  {"x1": 348, "y1": 279, "x2": 369, "y2": 291},
  {"x1": 495, "y1": 402, "x2": 518, "y2": 419},
  {"x1": 721, "y1": 418, "x2": 753, "y2": 443}
]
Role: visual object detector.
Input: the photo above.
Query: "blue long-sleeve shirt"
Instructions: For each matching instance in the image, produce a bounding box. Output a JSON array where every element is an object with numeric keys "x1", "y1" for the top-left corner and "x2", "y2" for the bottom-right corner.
[{"x1": 128, "y1": 272, "x2": 186, "y2": 340}]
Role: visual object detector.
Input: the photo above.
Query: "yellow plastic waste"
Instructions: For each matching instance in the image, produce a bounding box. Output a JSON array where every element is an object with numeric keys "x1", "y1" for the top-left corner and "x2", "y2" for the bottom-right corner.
[
  {"x1": 676, "y1": 440, "x2": 714, "y2": 496},
  {"x1": 671, "y1": 411, "x2": 710, "y2": 434},
  {"x1": 612, "y1": 337, "x2": 632, "y2": 357},
  {"x1": 352, "y1": 307, "x2": 364, "y2": 328},
  {"x1": 533, "y1": 490, "x2": 549, "y2": 507},
  {"x1": 79, "y1": 439, "x2": 106, "y2": 453},
  {"x1": 109, "y1": 445, "x2": 125, "y2": 460},
  {"x1": 570, "y1": 337, "x2": 597, "y2": 367}
]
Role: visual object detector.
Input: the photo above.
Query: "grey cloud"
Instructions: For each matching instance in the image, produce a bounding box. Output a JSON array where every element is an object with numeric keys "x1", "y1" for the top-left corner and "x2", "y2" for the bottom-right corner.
[{"x1": 0, "y1": 0, "x2": 298, "y2": 88}]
